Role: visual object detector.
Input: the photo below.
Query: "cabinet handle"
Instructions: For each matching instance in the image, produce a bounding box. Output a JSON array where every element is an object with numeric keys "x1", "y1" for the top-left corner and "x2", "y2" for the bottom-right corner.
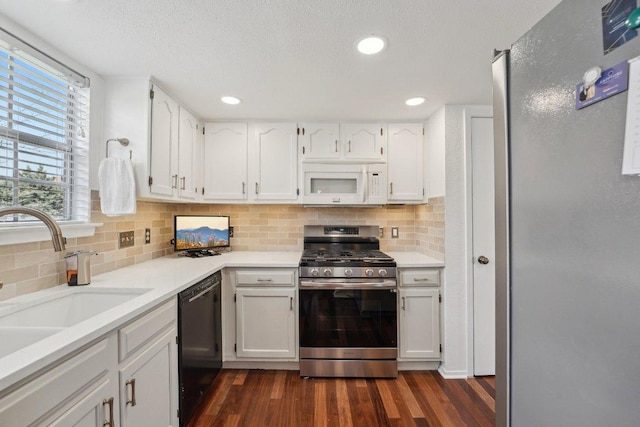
[
  {"x1": 256, "y1": 278, "x2": 272, "y2": 282},
  {"x1": 413, "y1": 277, "x2": 431, "y2": 282},
  {"x1": 348, "y1": 140, "x2": 351, "y2": 152},
  {"x1": 335, "y1": 140, "x2": 338, "y2": 152},
  {"x1": 242, "y1": 182, "x2": 246, "y2": 194},
  {"x1": 126, "y1": 378, "x2": 137, "y2": 406},
  {"x1": 390, "y1": 182, "x2": 393, "y2": 195},
  {"x1": 255, "y1": 182, "x2": 259, "y2": 194},
  {"x1": 103, "y1": 397, "x2": 114, "y2": 426},
  {"x1": 172, "y1": 174, "x2": 178, "y2": 189},
  {"x1": 290, "y1": 297, "x2": 293, "y2": 310},
  {"x1": 180, "y1": 176, "x2": 186, "y2": 190},
  {"x1": 401, "y1": 296, "x2": 406, "y2": 310}
]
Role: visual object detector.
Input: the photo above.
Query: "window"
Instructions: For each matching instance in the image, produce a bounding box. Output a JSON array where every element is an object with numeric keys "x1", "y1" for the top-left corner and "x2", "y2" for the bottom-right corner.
[{"x1": 0, "y1": 28, "x2": 90, "y2": 223}]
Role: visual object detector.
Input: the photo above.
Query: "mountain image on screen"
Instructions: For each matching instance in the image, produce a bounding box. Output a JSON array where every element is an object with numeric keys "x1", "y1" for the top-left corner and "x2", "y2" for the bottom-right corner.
[{"x1": 176, "y1": 226, "x2": 229, "y2": 249}]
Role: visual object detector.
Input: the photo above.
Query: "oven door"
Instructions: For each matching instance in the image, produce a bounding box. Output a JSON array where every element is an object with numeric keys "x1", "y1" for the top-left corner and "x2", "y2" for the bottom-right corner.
[{"x1": 299, "y1": 279, "x2": 397, "y2": 359}]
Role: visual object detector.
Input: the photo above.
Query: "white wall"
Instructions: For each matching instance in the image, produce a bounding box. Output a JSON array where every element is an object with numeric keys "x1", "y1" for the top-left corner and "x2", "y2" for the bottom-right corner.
[
  {"x1": 0, "y1": 12, "x2": 105, "y2": 191},
  {"x1": 424, "y1": 107, "x2": 446, "y2": 198}
]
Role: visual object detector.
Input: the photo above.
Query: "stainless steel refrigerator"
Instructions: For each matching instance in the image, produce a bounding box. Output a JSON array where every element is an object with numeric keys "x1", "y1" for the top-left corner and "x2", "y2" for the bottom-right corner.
[{"x1": 493, "y1": 0, "x2": 640, "y2": 425}]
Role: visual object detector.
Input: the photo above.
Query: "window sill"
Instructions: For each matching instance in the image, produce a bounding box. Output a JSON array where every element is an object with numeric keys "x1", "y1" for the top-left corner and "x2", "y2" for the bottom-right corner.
[{"x1": 0, "y1": 222, "x2": 102, "y2": 247}]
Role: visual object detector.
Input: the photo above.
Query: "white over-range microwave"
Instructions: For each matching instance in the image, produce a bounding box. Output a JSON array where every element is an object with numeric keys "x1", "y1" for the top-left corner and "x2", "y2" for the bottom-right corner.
[{"x1": 301, "y1": 163, "x2": 386, "y2": 205}]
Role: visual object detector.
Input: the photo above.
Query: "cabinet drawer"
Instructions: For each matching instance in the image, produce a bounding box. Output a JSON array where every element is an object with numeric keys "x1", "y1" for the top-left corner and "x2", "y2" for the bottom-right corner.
[
  {"x1": 0, "y1": 337, "x2": 115, "y2": 426},
  {"x1": 235, "y1": 269, "x2": 296, "y2": 287},
  {"x1": 118, "y1": 299, "x2": 176, "y2": 362},
  {"x1": 399, "y1": 269, "x2": 440, "y2": 287}
]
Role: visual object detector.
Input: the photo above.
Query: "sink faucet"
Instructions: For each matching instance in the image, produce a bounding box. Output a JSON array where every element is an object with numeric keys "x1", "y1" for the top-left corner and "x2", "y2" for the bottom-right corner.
[{"x1": 0, "y1": 206, "x2": 66, "y2": 251}]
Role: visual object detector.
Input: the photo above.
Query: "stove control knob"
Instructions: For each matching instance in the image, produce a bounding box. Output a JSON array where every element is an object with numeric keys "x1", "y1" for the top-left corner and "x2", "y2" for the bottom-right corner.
[
  {"x1": 365, "y1": 268, "x2": 374, "y2": 277},
  {"x1": 344, "y1": 268, "x2": 353, "y2": 277},
  {"x1": 378, "y1": 268, "x2": 388, "y2": 277},
  {"x1": 323, "y1": 268, "x2": 333, "y2": 277},
  {"x1": 310, "y1": 268, "x2": 319, "y2": 277}
]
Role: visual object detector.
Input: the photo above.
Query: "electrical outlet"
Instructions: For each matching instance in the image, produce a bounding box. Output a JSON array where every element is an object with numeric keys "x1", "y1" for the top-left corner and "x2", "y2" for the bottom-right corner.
[
  {"x1": 391, "y1": 227, "x2": 399, "y2": 239},
  {"x1": 119, "y1": 231, "x2": 134, "y2": 248},
  {"x1": 229, "y1": 226, "x2": 234, "y2": 238},
  {"x1": 379, "y1": 227, "x2": 384, "y2": 238},
  {"x1": 144, "y1": 228, "x2": 151, "y2": 244}
]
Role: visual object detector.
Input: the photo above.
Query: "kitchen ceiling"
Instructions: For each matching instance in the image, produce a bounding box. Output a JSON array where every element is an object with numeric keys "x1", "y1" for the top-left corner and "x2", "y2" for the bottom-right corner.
[{"x1": 0, "y1": 0, "x2": 561, "y2": 121}]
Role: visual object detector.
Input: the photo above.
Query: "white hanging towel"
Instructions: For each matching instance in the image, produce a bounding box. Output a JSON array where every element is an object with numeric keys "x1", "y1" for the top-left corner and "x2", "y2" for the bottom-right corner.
[{"x1": 98, "y1": 158, "x2": 136, "y2": 216}]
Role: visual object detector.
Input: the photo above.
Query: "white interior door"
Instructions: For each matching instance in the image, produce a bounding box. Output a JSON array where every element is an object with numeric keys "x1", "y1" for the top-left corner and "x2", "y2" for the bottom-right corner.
[{"x1": 471, "y1": 116, "x2": 496, "y2": 376}]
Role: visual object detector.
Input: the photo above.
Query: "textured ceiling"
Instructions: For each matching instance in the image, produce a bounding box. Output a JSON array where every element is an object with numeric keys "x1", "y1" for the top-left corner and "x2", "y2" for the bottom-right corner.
[{"x1": 0, "y1": 0, "x2": 561, "y2": 121}]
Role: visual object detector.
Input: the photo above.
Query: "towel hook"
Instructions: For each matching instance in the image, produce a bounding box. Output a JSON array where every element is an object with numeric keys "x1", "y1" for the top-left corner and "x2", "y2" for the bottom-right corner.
[{"x1": 106, "y1": 138, "x2": 131, "y2": 159}]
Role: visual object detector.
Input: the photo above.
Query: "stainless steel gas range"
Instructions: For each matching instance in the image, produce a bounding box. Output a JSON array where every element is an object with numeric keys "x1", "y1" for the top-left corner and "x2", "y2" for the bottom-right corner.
[{"x1": 298, "y1": 225, "x2": 398, "y2": 378}]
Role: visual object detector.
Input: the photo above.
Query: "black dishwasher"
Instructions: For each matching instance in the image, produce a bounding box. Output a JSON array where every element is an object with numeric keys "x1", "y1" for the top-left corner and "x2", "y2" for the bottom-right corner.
[{"x1": 178, "y1": 270, "x2": 222, "y2": 426}]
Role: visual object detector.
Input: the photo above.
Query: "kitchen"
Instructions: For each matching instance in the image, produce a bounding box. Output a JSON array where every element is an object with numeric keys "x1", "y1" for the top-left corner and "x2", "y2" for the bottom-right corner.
[{"x1": 2, "y1": 0, "x2": 640, "y2": 426}]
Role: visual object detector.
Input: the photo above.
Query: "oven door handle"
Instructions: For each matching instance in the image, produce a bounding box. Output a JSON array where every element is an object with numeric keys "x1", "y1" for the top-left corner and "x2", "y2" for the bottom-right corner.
[{"x1": 299, "y1": 280, "x2": 397, "y2": 290}]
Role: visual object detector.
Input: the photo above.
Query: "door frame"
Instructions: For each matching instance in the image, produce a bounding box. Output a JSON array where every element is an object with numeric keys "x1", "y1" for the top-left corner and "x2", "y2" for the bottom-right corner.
[{"x1": 463, "y1": 106, "x2": 494, "y2": 376}]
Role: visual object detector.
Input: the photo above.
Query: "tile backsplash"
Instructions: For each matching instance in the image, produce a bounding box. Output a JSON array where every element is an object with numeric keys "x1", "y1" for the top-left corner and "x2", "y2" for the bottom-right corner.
[{"x1": 0, "y1": 192, "x2": 445, "y2": 300}]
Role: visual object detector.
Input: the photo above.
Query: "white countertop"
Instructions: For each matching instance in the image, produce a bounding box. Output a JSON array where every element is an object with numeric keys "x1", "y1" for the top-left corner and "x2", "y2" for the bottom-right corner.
[{"x1": 0, "y1": 250, "x2": 443, "y2": 392}]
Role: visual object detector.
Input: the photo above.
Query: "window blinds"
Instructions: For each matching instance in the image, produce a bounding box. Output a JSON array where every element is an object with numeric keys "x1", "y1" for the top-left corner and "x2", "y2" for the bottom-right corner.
[{"x1": 0, "y1": 29, "x2": 90, "y2": 222}]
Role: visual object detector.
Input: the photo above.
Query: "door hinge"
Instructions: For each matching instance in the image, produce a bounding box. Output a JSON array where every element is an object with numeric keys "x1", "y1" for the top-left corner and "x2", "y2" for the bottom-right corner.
[
  {"x1": 202, "y1": 187, "x2": 205, "y2": 195},
  {"x1": 215, "y1": 343, "x2": 219, "y2": 352},
  {"x1": 297, "y1": 188, "x2": 300, "y2": 196},
  {"x1": 302, "y1": 146, "x2": 306, "y2": 154},
  {"x1": 175, "y1": 336, "x2": 178, "y2": 344},
  {"x1": 234, "y1": 343, "x2": 237, "y2": 353},
  {"x1": 439, "y1": 344, "x2": 442, "y2": 353},
  {"x1": 202, "y1": 126, "x2": 205, "y2": 135},
  {"x1": 381, "y1": 147, "x2": 384, "y2": 155},
  {"x1": 423, "y1": 128, "x2": 425, "y2": 135},
  {"x1": 439, "y1": 294, "x2": 442, "y2": 303},
  {"x1": 297, "y1": 127, "x2": 300, "y2": 135},
  {"x1": 380, "y1": 127, "x2": 383, "y2": 136},
  {"x1": 149, "y1": 88, "x2": 154, "y2": 99},
  {"x1": 302, "y1": 127, "x2": 305, "y2": 135},
  {"x1": 148, "y1": 176, "x2": 153, "y2": 186},
  {"x1": 177, "y1": 409, "x2": 180, "y2": 419},
  {"x1": 234, "y1": 293, "x2": 236, "y2": 302},
  {"x1": 423, "y1": 188, "x2": 425, "y2": 196}
]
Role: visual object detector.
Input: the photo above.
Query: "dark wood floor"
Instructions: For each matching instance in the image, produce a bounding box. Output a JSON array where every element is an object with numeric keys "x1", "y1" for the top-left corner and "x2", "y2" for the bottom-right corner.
[{"x1": 187, "y1": 370, "x2": 495, "y2": 427}]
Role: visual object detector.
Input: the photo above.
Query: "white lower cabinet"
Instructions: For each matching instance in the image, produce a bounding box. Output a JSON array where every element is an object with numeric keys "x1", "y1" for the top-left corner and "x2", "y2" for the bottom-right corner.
[
  {"x1": 236, "y1": 287, "x2": 296, "y2": 358},
  {"x1": 119, "y1": 327, "x2": 177, "y2": 427},
  {"x1": 0, "y1": 299, "x2": 178, "y2": 427},
  {"x1": 398, "y1": 268, "x2": 442, "y2": 360},
  {"x1": 225, "y1": 268, "x2": 298, "y2": 361}
]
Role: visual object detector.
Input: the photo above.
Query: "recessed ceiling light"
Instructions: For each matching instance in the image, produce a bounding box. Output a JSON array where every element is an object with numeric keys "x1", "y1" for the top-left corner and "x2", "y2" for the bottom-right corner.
[
  {"x1": 405, "y1": 97, "x2": 426, "y2": 106},
  {"x1": 356, "y1": 35, "x2": 387, "y2": 55},
  {"x1": 221, "y1": 96, "x2": 241, "y2": 105}
]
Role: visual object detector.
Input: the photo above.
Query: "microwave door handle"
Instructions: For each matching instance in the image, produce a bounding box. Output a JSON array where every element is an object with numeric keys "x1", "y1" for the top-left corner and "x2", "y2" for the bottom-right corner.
[{"x1": 362, "y1": 166, "x2": 367, "y2": 203}]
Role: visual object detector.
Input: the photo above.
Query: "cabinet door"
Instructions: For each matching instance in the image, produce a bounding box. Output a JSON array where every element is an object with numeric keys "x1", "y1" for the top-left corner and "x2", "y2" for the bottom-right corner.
[
  {"x1": 236, "y1": 288, "x2": 296, "y2": 359},
  {"x1": 177, "y1": 106, "x2": 199, "y2": 200},
  {"x1": 399, "y1": 288, "x2": 440, "y2": 359},
  {"x1": 341, "y1": 123, "x2": 386, "y2": 161},
  {"x1": 48, "y1": 379, "x2": 117, "y2": 427},
  {"x1": 300, "y1": 123, "x2": 340, "y2": 160},
  {"x1": 119, "y1": 327, "x2": 178, "y2": 427},
  {"x1": 203, "y1": 123, "x2": 248, "y2": 200},
  {"x1": 387, "y1": 123, "x2": 424, "y2": 202},
  {"x1": 250, "y1": 123, "x2": 298, "y2": 201},
  {"x1": 149, "y1": 85, "x2": 179, "y2": 197}
]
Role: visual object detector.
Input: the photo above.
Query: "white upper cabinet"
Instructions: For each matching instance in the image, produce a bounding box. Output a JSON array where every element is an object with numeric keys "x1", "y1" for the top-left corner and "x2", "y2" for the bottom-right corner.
[
  {"x1": 103, "y1": 77, "x2": 201, "y2": 202},
  {"x1": 203, "y1": 123, "x2": 248, "y2": 201},
  {"x1": 249, "y1": 123, "x2": 299, "y2": 202},
  {"x1": 387, "y1": 123, "x2": 424, "y2": 202},
  {"x1": 177, "y1": 106, "x2": 199, "y2": 200},
  {"x1": 341, "y1": 123, "x2": 386, "y2": 161},
  {"x1": 149, "y1": 85, "x2": 180, "y2": 197},
  {"x1": 299, "y1": 123, "x2": 341, "y2": 160}
]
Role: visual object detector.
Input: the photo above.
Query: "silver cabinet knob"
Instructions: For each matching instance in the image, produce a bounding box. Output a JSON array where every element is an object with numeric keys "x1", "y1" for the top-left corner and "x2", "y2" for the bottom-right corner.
[
  {"x1": 365, "y1": 268, "x2": 374, "y2": 277},
  {"x1": 478, "y1": 256, "x2": 490, "y2": 265},
  {"x1": 323, "y1": 268, "x2": 333, "y2": 277}
]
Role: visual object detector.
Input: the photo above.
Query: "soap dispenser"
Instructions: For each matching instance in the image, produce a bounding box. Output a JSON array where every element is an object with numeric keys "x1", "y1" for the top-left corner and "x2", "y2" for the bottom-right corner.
[{"x1": 65, "y1": 250, "x2": 98, "y2": 286}]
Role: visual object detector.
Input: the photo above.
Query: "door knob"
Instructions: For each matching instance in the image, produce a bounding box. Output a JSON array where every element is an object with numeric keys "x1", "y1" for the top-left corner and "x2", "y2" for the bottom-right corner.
[{"x1": 478, "y1": 256, "x2": 490, "y2": 265}]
